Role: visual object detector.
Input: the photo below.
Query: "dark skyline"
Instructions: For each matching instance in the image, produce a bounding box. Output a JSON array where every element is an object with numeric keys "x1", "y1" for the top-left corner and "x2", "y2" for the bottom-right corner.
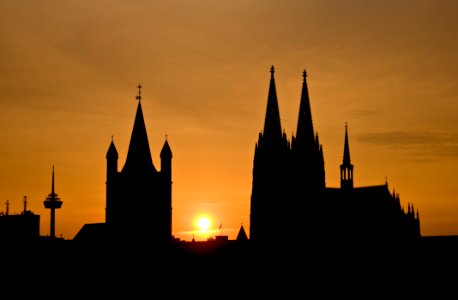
[{"x1": 0, "y1": 1, "x2": 457, "y2": 241}]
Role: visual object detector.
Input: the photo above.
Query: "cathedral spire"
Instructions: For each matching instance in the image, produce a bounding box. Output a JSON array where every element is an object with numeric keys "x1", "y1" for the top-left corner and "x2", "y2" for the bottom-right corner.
[
  {"x1": 295, "y1": 69, "x2": 315, "y2": 147},
  {"x1": 343, "y1": 122, "x2": 351, "y2": 165},
  {"x1": 262, "y1": 66, "x2": 283, "y2": 141},
  {"x1": 340, "y1": 123, "x2": 354, "y2": 189},
  {"x1": 122, "y1": 84, "x2": 156, "y2": 174}
]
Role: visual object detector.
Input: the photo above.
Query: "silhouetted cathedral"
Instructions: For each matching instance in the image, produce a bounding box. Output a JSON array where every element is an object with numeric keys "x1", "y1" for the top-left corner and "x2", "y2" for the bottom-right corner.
[
  {"x1": 250, "y1": 66, "x2": 420, "y2": 244},
  {"x1": 76, "y1": 85, "x2": 172, "y2": 243},
  {"x1": 106, "y1": 85, "x2": 172, "y2": 242}
]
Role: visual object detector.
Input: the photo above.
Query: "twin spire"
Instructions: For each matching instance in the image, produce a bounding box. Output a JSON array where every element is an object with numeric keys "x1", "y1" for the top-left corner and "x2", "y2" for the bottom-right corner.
[
  {"x1": 263, "y1": 65, "x2": 316, "y2": 147},
  {"x1": 263, "y1": 66, "x2": 283, "y2": 141},
  {"x1": 296, "y1": 69, "x2": 315, "y2": 148}
]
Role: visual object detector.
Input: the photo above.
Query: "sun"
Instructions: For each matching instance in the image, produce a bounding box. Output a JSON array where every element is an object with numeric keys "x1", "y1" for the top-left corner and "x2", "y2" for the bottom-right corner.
[{"x1": 197, "y1": 216, "x2": 211, "y2": 232}]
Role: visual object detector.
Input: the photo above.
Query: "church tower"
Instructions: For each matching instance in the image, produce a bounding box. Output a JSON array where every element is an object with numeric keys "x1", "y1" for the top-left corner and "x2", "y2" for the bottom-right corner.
[
  {"x1": 340, "y1": 123, "x2": 354, "y2": 190},
  {"x1": 291, "y1": 70, "x2": 325, "y2": 192},
  {"x1": 250, "y1": 66, "x2": 290, "y2": 243},
  {"x1": 105, "y1": 84, "x2": 172, "y2": 243},
  {"x1": 249, "y1": 66, "x2": 421, "y2": 245}
]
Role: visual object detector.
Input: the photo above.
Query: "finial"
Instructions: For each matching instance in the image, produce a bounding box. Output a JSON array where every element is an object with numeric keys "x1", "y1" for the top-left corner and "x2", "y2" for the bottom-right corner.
[
  {"x1": 136, "y1": 83, "x2": 142, "y2": 101},
  {"x1": 303, "y1": 69, "x2": 307, "y2": 78},
  {"x1": 165, "y1": 134, "x2": 168, "y2": 141},
  {"x1": 345, "y1": 122, "x2": 348, "y2": 129},
  {"x1": 270, "y1": 65, "x2": 275, "y2": 75}
]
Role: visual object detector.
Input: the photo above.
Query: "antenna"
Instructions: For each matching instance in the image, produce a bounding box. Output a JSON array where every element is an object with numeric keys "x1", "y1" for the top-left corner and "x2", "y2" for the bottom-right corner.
[
  {"x1": 5, "y1": 199, "x2": 9, "y2": 216},
  {"x1": 23, "y1": 195, "x2": 27, "y2": 214},
  {"x1": 43, "y1": 166, "x2": 63, "y2": 239}
]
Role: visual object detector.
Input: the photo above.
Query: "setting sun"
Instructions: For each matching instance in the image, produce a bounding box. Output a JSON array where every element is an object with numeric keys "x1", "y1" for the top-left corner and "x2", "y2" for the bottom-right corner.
[{"x1": 197, "y1": 216, "x2": 211, "y2": 232}]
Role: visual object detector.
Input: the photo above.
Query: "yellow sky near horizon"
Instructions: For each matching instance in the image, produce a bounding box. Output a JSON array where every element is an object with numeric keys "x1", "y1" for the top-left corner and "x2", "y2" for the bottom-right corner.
[{"x1": 0, "y1": 0, "x2": 457, "y2": 240}]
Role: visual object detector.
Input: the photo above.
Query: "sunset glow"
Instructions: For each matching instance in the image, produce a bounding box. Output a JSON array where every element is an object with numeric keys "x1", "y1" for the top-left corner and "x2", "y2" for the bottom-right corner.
[
  {"x1": 0, "y1": 1, "x2": 457, "y2": 241},
  {"x1": 197, "y1": 216, "x2": 211, "y2": 232}
]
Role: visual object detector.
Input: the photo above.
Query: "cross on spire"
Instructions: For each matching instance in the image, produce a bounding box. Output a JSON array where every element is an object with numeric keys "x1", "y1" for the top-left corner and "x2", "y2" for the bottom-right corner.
[{"x1": 136, "y1": 83, "x2": 142, "y2": 101}]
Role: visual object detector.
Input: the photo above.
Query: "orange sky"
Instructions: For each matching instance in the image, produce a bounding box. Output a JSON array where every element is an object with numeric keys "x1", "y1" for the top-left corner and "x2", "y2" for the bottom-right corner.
[{"x1": 0, "y1": 0, "x2": 457, "y2": 241}]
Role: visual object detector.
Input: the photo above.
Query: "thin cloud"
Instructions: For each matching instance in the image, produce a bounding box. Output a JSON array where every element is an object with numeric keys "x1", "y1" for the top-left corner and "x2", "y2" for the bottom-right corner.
[
  {"x1": 195, "y1": 202, "x2": 222, "y2": 207},
  {"x1": 356, "y1": 130, "x2": 458, "y2": 158},
  {"x1": 350, "y1": 109, "x2": 383, "y2": 117}
]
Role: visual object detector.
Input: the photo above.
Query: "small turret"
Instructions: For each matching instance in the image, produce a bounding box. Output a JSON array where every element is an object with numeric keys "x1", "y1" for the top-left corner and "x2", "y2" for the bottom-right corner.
[
  {"x1": 236, "y1": 224, "x2": 249, "y2": 241},
  {"x1": 340, "y1": 123, "x2": 354, "y2": 190},
  {"x1": 160, "y1": 136, "x2": 172, "y2": 175},
  {"x1": 106, "y1": 137, "x2": 118, "y2": 179},
  {"x1": 160, "y1": 136, "x2": 173, "y2": 241},
  {"x1": 160, "y1": 137, "x2": 172, "y2": 160}
]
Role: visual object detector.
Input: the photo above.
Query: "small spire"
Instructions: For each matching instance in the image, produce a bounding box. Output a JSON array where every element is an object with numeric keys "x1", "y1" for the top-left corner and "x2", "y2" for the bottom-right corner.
[
  {"x1": 303, "y1": 69, "x2": 307, "y2": 78},
  {"x1": 136, "y1": 83, "x2": 142, "y2": 101},
  {"x1": 342, "y1": 123, "x2": 351, "y2": 165},
  {"x1": 160, "y1": 137, "x2": 173, "y2": 159},
  {"x1": 270, "y1": 65, "x2": 275, "y2": 75}
]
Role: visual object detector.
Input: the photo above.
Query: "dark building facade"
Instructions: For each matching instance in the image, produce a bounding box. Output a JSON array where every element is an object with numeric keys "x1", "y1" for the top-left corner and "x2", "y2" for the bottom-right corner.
[
  {"x1": 105, "y1": 86, "x2": 173, "y2": 242},
  {"x1": 250, "y1": 66, "x2": 420, "y2": 245},
  {"x1": 0, "y1": 198, "x2": 40, "y2": 241}
]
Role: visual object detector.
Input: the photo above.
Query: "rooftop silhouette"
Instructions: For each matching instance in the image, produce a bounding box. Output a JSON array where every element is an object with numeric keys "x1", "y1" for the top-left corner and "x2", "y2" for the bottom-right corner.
[{"x1": 1, "y1": 68, "x2": 458, "y2": 289}]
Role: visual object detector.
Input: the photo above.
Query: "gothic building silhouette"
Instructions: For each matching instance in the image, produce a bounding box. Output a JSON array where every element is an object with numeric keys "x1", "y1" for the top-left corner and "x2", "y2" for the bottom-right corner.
[
  {"x1": 74, "y1": 68, "x2": 420, "y2": 247},
  {"x1": 105, "y1": 85, "x2": 172, "y2": 242},
  {"x1": 250, "y1": 66, "x2": 421, "y2": 245},
  {"x1": 75, "y1": 85, "x2": 172, "y2": 242}
]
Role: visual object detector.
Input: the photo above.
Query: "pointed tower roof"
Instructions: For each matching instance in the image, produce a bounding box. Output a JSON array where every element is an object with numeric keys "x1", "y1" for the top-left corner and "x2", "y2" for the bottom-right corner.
[
  {"x1": 236, "y1": 224, "x2": 248, "y2": 241},
  {"x1": 262, "y1": 66, "x2": 283, "y2": 141},
  {"x1": 106, "y1": 138, "x2": 118, "y2": 160},
  {"x1": 342, "y1": 123, "x2": 351, "y2": 165},
  {"x1": 160, "y1": 137, "x2": 172, "y2": 159},
  {"x1": 296, "y1": 69, "x2": 315, "y2": 146},
  {"x1": 122, "y1": 85, "x2": 156, "y2": 174}
]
